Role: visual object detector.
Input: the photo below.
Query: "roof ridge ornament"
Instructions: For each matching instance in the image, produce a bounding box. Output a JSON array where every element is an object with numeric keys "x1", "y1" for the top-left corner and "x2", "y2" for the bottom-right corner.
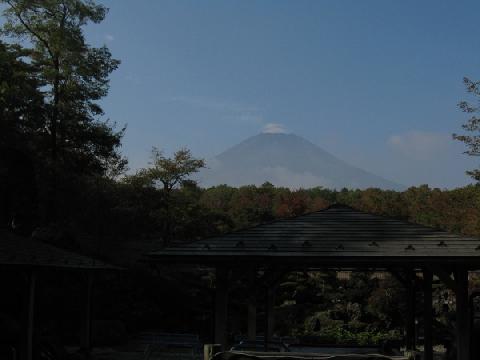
[
  {"x1": 438, "y1": 241, "x2": 448, "y2": 247},
  {"x1": 405, "y1": 244, "x2": 415, "y2": 251}
]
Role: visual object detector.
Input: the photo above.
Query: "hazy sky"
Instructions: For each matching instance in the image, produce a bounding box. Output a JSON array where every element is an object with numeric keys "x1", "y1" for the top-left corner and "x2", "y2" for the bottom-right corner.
[{"x1": 81, "y1": 0, "x2": 480, "y2": 188}]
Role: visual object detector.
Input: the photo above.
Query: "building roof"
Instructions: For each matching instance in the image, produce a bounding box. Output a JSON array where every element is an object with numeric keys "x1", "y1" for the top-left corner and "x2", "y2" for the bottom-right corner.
[
  {"x1": 148, "y1": 205, "x2": 480, "y2": 267},
  {"x1": 0, "y1": 230, "x2": 119, "y2": 270}
]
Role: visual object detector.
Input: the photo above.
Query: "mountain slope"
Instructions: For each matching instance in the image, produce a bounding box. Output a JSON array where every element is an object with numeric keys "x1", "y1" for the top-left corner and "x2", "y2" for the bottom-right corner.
[{"x1": 198, "y1": 133, "x2": 402, "y2": 190}]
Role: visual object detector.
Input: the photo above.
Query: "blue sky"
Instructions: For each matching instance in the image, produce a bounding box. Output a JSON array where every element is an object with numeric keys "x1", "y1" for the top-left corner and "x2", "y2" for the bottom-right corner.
[{"x1": 82, "y1": 1, "x2": 480, "y2": 188}]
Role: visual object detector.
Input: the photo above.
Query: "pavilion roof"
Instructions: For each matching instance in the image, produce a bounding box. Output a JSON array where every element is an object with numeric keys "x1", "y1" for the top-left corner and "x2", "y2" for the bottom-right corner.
[
  {"x1": 0, "y1": 230, "x2": 119, "y2": 270},
  {"x1": 148, "y1": 205, "x2": 480, "y2": 267}
]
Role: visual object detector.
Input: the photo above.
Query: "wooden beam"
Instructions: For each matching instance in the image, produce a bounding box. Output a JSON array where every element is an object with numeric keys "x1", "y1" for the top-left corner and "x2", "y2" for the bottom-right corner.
[
  {"x1": 423, "y1": 268, "x2": 433, "y2": 360},
  {"x1": 406, "y1": 269, "x2": 416, "y2": 351},
  {"x1": 214, "y1": 267, "x2": 229, "y2": 349},
  {"x1": 80, "y1": 272, "x2": 94, "y2": 352},
  {"x1": 455, "y1": 267, "x2": 470, "y2": 360}
]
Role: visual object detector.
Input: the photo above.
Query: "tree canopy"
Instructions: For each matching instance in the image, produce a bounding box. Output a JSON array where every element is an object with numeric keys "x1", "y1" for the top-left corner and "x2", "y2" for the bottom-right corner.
[
  {"x1": 454, "y1": 76, "x2": 480, "y2": 181},
  {"x1": 0, "y1": 40, "x2": 44, "y2": 151},
  {"x1": 2, "y1": 0, "x2": 124, "y2": 169},
  {"x1": 124, "y1": 147, "x2": 206, "y2": 245},
  {"x1": 1, "y1": 0, "x2": 125, "y2": 223}
]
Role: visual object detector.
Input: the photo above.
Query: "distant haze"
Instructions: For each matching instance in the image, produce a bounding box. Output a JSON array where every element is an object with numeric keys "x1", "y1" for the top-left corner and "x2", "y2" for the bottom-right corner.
[{"x1": 198, "y1": 133, "x2": 403, "y2": 190}]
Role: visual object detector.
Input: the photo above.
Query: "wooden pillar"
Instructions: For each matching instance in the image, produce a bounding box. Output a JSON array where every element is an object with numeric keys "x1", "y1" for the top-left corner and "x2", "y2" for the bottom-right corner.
[
  {"x1": 81, "y1": 272, "x2": 94, "y2": 352},
  {"x1": 23, "y1": 270, "x2": 37, "y2": 360},
  {"x1": 423, "y1": 268, "x2": 433, "y2": 360},
  {"x1": 455, "y1": 267, "x2": 470, "y2": 360},
  {"x1": 406, "y1": 270, "x2": 416, "y2": 351},
  {"x1": 247, "y1": 299, "x2": 257, "y2": 341},
  {"x1": 264, "y1": 285, "x2": 276, "y2": 350},
  {"x1": 247, "y1": 268, "x2": 257, "y2": 341},
  {"x1": 214, "y1": 267, "x2": 229, "y2": 349}
]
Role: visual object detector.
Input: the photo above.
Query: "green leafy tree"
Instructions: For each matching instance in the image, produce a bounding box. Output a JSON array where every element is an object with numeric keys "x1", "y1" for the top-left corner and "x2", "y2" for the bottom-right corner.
[
  {"x1": 0, "y1": 41, "x2": 45, "y2": 150},
  {"x1": 1, "y1": 0, "x2": 125, "y2": 221},
  {"x1": 454, "y1": 77, "x2": 480, "y2": 180},
  {"x1": 229, "y1": 185, "x2": 275, "y2": 228},
  {"x1": 0, "y1": 41, "x2": 45, "y2": 227},
  {"x1": 129, "y1": 147, "x2": 206, "y2": 245},
  {"x1": 146, "y1": 147, "x2": 206, "y2": 194}
]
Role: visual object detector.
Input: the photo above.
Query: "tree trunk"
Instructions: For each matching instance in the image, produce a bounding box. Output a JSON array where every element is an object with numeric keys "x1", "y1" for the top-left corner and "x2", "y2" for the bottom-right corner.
[{"x1": 46, "y1": 63, "x2": 60, "y2": 223}]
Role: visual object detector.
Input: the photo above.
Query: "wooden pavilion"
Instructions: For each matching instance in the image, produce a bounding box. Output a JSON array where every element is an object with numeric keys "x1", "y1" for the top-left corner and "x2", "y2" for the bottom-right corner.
[
  {"x1": 148, "y1": 204, "x2": 480, "y2": 360},
  {"x1": 0, "y1": 230, "x2": 119, "y2": 360}
]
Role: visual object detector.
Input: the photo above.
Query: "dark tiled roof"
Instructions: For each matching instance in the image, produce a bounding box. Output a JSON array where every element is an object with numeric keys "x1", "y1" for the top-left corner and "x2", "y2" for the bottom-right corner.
[
  {"x1": 0, "y1": 230, "x2": 119, "y2": 269},
  {"x1": 148, "y1": 205, "x2": 480, "y2": 266}
]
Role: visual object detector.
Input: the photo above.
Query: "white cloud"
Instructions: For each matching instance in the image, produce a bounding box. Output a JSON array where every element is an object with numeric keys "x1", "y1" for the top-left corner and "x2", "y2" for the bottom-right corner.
[
  {"x1": 105, "y1": 34, "x2": 115, "y2": 42},
  {"x1": 262, "y1": 123, "x2": 288, "y2": 134},
  {"x1": 387, "y1": 131, "x2": 451, "y2": 161}
]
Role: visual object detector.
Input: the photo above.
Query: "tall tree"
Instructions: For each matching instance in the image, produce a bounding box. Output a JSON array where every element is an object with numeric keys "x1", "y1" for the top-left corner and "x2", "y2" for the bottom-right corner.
[
  {"x1": 454, "y1": 77, "x2": 480, "y2": 181},
  {"x1": 0, "y1": 41, "x2": 45, "y2": 149},
  {"x1": 127, "y1": 147, "x2": 205, "y2": 245},
  {"x1": 0, "y1": 41, "x2": 44, "y2": 227},
  {"x1": 146, "y1": 147, "x2": 206, "y2": 194},
  {"x1": 148, "y1": 147, "x2": 205, "y2": 245},
  {"x1": 1, "y1": 0, "x2": 125, "y2": 221}
]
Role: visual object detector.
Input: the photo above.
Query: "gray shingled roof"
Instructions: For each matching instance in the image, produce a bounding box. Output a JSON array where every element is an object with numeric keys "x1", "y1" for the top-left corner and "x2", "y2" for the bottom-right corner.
[
  {"x1": 0, "y1": 230, "x2": 118, "y2": 269},
  {"x1": 148, "y1": 205, "x2": 480, "y2": 266}
]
